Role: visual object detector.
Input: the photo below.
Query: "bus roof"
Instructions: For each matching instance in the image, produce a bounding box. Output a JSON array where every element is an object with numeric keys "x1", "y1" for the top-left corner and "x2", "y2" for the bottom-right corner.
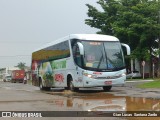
[
  {"x1": 33, "y1": 34, "x2": 119, "y2": 52},
  {"x1": 70, "y1": 34, "x2": 119, "y2": 41}
]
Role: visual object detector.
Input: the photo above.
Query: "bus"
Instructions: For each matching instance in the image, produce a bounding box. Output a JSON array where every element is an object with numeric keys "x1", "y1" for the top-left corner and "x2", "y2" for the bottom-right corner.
[{"x1": 31, "y1": 34, "x2": 130, "y2": 91}]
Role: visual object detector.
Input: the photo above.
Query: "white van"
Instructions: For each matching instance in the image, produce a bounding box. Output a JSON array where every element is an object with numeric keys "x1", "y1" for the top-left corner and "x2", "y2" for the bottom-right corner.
[{"x1": 3, "y1": 74, "x2": 12, "y2": 82}]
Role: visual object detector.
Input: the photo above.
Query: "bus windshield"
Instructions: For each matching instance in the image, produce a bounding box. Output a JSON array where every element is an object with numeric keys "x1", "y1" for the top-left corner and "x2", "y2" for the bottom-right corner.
[{"x1": 81, "y1": 41, "x2": 125, "y2": 71}]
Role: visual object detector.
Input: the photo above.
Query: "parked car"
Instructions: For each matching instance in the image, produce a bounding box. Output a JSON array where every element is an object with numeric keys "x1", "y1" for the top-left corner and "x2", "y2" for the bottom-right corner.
[{"x1": 126, "y1": 71, "x2": 141, "y2": 79}]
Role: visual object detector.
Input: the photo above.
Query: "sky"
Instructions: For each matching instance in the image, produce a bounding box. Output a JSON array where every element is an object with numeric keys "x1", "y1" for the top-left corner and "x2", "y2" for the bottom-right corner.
[{"x1": 0, "y1": 0, "x2": 99, "y2": 68}]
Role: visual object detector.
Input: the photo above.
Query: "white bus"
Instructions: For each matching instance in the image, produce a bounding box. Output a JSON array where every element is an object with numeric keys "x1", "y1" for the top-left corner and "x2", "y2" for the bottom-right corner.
[{"x1": 31, "y1": 34, "x2": 130, "y2": 91}]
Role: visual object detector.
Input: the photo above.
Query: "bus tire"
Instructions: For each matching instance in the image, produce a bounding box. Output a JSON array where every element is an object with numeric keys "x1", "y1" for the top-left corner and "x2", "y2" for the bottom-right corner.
[
  {"x1": 64, "y1": 87, "x2": 69, "y2": 90},
  {"x1": 45, "y1": 87, "x2": 50, "y2": 91},
  {"x1": 103, "y1": 86, "x2": 112, "y2": 92},
  {"x1": 70, "y1": 81, "x2": 79, "y2": 92},
  {"x1": 39, "y1": 79, "x2": 44, "y2": 90},
  {"x1": 39, "y1": 79, "x2": 50, "y2": 91}
]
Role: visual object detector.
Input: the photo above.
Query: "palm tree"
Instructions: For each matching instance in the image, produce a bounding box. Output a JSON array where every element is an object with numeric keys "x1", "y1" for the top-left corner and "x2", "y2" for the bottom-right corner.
[{"x1": 15, "y1": 62, "x2": 26, "y2": 70}]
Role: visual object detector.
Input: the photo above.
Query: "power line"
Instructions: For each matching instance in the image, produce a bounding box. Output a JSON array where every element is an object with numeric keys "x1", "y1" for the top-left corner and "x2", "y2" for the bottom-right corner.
[{"x1": 0, "y1": 55, "x2": 31, "y2": 57}]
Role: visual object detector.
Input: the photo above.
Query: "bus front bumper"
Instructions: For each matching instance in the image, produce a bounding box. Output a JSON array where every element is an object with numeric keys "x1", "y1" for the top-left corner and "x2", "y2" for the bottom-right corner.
[{"x1": 82, "y1": 76, "x2": 126, "y2": 87}]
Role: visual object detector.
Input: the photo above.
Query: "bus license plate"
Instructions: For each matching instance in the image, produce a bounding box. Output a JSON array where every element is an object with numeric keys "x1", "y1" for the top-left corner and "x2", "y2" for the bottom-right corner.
[{"x1": 104, "y1": 81, "x2": 112, "y2": 85}]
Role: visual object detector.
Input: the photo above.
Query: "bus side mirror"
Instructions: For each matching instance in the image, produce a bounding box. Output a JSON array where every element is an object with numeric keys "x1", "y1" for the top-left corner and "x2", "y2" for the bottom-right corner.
[
  {"x1": 121, "y1": 43, "x2": 130, "y2": 55},
  {"x1": 77, "y1": 42, "x2": 84, "y2": 55}
]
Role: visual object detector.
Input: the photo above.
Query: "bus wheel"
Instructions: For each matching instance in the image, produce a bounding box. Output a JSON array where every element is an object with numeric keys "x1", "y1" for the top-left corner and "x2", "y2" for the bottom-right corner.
[
  {"x1": 103, "y1": 86, "x2": 112, "y2": 92},
  {"x1": 69, "y1": 80, "x2": 79, "y2": 92},
  {"x1": 39, "y1": 79, "x2": 44, "y2": 90},
  {"x1": 39, "y1": 79, "x2": 50, "y2": 91},
  {"x1": 64, "y1": 87, "x2": 69, "y2": 90}
]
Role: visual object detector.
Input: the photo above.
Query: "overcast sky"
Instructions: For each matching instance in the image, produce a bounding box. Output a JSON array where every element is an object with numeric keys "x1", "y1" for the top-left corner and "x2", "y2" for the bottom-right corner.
[{"x1": 0, "y1": 0, "x2": 99, "y2": 68}]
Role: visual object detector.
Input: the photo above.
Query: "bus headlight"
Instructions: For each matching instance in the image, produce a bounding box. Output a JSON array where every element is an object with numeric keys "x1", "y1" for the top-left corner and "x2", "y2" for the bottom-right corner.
[
  {"x1": 120, "y1": 73, "x2": 126, "y2": 77},
  {"x1": 87, "y1": 74, "x2": 96, "y2": 78},
  {"x1": 87, "y1": 74, "x2": 92, "y2": 78},
  {"x1": 83, "y1": 73, "x2": 97, "y2": 78}
]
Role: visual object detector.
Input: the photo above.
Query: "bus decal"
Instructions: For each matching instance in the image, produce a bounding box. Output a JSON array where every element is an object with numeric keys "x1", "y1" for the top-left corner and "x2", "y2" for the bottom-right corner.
[
  {"x1": 51, "y1": 60, "x2": 66, "y2": 69},
  {"x1": 54, "y1": 73, "x2": 64, "y2": 83},
  {"x1": 75, "y1": 77, "x2": 82, "y2": 83},
  {"x1": 39, "y1": 62, "x2": 54, "y2": 85}
]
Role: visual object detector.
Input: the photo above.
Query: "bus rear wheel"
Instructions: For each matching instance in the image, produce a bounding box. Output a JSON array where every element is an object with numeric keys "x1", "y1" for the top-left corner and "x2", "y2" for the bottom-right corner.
[
  {"x1": 39, "y1": 79, "x2": 50, "y2": 91},
  {"x1": 103, "y1": 86, "x2": 112, "y2": 92}
]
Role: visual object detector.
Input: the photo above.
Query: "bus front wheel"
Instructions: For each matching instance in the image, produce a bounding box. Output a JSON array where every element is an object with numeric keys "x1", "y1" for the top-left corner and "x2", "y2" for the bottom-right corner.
[
  {"x1": 69, "y1": 80, "x2": 79, "y2": 92},
  {"x1": 103, "y1": 86, "x2": 112, "y2": 92}
]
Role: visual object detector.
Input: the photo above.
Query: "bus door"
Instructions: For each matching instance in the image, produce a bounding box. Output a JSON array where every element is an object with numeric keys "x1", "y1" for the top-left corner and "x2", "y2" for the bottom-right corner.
[
  {"x1": 72, "y1": 42, "x2": 84, "y2": 87},
  {"x1": 74, "y1": 66, "x2": 84, "y2": 87}
]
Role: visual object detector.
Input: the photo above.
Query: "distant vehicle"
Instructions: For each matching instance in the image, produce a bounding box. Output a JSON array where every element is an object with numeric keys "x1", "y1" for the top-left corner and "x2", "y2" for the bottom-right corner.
[
  {"x1": 126, "y1": 71, "x2": 141, "y2": 79},
  {"x1": 3, "y1": 74, "x2": 12, "y2": 82},
  {"x1": 11, "y1": 70, "x2": 25, "y2": 83}
]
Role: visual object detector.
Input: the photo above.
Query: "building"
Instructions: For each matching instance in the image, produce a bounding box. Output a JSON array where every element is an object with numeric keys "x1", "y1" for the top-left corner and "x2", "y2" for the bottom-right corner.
[{"x1": 0, "y1": 67, "x2": 20, "y2": 80}]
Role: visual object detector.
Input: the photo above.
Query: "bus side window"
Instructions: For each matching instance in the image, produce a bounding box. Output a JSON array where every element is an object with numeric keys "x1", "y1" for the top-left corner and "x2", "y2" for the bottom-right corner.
[{"x1": 73, "y1": 44, "x2": 82, "y2": 67}]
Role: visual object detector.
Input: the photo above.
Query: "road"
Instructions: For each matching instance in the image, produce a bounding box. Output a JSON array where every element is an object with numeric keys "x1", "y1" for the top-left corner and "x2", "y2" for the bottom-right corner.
[{"x1": 0, "y1": 81, "x2": 159, "y2": 120}]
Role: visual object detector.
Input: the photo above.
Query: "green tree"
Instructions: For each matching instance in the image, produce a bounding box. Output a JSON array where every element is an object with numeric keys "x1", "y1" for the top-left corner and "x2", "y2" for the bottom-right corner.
[
  {"x1": 15, "y1": 62, "x2": 26, "y2": 70},
  {"x1": 85, "y1": 0, "x2": 160, "y2": 76}
]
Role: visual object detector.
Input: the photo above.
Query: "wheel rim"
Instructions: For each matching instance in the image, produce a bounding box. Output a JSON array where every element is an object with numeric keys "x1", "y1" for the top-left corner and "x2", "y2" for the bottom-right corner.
[
  {"x1": 40, "y1": 81, "x2": 43, "y2": 89},
  {"x1": 70, "y1": 81, "x2": 74, "y2": 91}
]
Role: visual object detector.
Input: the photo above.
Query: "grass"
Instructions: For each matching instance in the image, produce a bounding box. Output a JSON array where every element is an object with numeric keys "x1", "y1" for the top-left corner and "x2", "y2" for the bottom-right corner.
[
  {"x1": 126, "y1": 78, "x2": 160, "y2": 88},
  {"x1": 137, "y1": 80, "x2": 160, "y2": 88},
  {"x1": 126, "y1": 78, "x2": 153, "y2": 81}
]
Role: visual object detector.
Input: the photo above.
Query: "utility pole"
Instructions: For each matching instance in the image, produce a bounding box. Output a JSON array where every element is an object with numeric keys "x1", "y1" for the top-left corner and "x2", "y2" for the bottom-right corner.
[{"x1": 158, "y1": 10, "x2": 160, "y2": 77}]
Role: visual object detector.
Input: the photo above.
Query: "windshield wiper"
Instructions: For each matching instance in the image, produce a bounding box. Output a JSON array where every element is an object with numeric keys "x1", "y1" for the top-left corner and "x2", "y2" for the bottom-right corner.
[
  {"x1": 97, "y1": 55, "x2": 103, "y2": 69},
  {"x1": 97, "y1": 46, "x2": 105, "y2": 70}
]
